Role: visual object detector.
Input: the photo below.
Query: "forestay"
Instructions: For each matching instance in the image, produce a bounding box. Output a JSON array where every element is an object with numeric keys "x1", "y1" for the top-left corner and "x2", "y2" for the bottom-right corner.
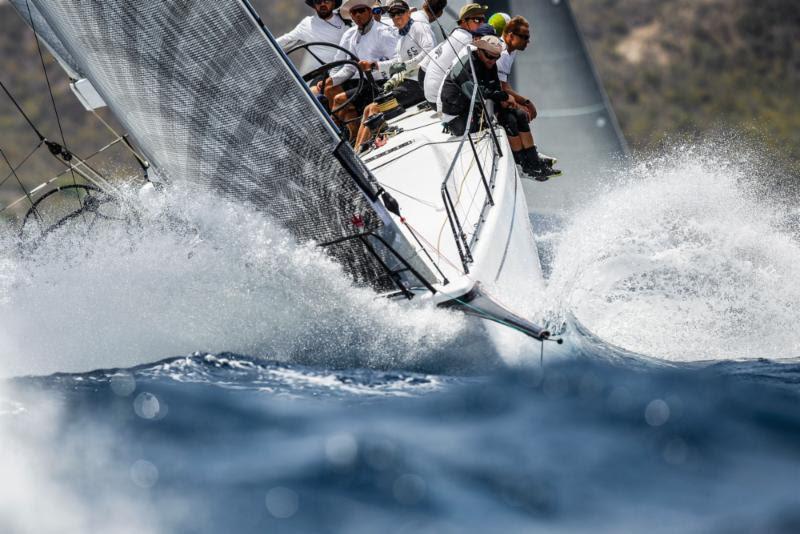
[{"x1": 12, "y1": 0, "x2": 433, "y2": 292}]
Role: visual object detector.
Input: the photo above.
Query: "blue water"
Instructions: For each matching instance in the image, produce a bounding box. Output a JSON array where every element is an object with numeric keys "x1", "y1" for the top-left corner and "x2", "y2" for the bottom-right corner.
[{"x1": 2, "y1": 146, "x2": 800, "y2": 532}]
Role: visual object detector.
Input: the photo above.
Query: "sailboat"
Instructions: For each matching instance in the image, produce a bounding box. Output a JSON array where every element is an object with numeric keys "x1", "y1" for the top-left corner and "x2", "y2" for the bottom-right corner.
[{"x1": 4, "y1": 0, "x2": 619, "y2": 352}]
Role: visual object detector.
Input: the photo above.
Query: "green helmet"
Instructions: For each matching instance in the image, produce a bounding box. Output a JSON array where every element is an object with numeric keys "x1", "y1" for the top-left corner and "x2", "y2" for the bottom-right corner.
[{"x1": 488, "y1": 12, "x2": 511, "y2": 35}]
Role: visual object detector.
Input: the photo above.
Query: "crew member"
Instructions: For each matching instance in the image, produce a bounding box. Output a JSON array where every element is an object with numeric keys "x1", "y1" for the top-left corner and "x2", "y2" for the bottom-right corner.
[
  {"x1": 276, "y1": 0, "x2": 348, "y2": 67},
  {"x1": 496, "y1": 16, "x2": 557, "y2": 176},
  {"x1": 376, "y1": 1, "x2": 435, "y2": 106},
  {"x1": 322, "y1": 0, "x2": 398, "y2": 139},
  {"x1": 421, "y1": 3, "x2": 487, "y2": 105},
  {"x1": 439, "y1": 35, "x2": 510, "y2": 136},
  {"x1": 411, "y1": 0, "x2": 446, "y2": 42},
  {"x1": 411, "y1": 0, "x2": 447, "y2": 24},
  {"x1": 353, "y1": 0, "x2": 435, "y2": 149}
]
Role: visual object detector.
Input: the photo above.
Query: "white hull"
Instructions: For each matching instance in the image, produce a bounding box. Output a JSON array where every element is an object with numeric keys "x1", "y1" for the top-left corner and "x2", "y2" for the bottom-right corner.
[{"x1": 364, "y1": 103, "x2": 547, "y2": 353}]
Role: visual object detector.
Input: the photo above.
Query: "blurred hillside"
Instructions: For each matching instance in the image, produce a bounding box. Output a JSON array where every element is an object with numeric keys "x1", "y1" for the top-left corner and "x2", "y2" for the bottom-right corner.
[
  {"x1": 1, "y1": 0, "x2": 798, "y2": 209},
  {"x1": 571, "y1": 0, "x2": 800, "y2": 169}
]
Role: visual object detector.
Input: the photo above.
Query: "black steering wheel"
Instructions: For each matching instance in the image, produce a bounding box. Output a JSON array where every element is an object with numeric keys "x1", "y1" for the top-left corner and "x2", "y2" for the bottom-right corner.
[
  {"x1": 19, "y1": 183, "x2": 137, "y2": 249},
  {"x1": 286, "y1": 41, "x2": 372, "y2": 114}
]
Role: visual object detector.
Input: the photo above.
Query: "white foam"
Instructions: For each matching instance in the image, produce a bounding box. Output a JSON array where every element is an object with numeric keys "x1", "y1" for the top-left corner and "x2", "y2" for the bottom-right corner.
[
  {"x1": 545, "y1": 144, "x2": 800, "y2": 361},
  {"x1": 0, "y1": 185, "x2": 474, "y2": 377}
]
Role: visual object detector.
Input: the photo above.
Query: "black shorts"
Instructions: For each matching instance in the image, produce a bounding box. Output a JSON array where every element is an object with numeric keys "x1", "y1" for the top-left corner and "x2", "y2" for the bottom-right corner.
[
  {"x1": 392, "y1": 79, "x2": 425, "y2": 108},
  {"x1": 496, "y1": 107, "x2": 531, "y2": 136},
  {"x1": 343, "y1": 79, "x2": 380, "y2": 113}
]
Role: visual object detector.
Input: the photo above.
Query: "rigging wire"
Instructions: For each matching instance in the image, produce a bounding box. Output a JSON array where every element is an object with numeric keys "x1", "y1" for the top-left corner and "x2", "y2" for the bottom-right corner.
[
  {"x1": 1, "y1": 137, "x2": 125, "y2": 215},
  {"x1": 24, "y1": 0, "x2": 85, "y2": 216},
  {"x1": 0, "y1": 78, "x2": 46, "y2": 141},
  {"x1": 89, "y1": 108, "x2": 150, "y2": 177},
  {"x1": 0, "y1": 146, "x2": 41, "y2": 221},
  {"x1": 0, "y1": 140, "x2": 44, "y2": 190}
]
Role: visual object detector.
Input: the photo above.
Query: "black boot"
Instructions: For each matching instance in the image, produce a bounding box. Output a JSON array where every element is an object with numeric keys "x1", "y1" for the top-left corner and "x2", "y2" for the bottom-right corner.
[
  {"x1": 534, "y1": 146, "x2": 557, "y2": 167},
  {"x1": 512, "y1": 150, "x2": 524, "y2": 167},
  {"x1": 521, "y1": 147, "x2": 549, "y2": 181}
]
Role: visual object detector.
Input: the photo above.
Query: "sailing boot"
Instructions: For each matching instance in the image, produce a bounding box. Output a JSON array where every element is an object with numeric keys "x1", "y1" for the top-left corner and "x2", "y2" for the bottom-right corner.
[
  {"x1": 534, "y1": 145, "x2": 557, "y2": 168},
  {"x1": 521, "y1": 147, "x2": 550, "y2": 181},
  {"x1": 528, "y1": 146, "x2": 562, "y2": 179}
]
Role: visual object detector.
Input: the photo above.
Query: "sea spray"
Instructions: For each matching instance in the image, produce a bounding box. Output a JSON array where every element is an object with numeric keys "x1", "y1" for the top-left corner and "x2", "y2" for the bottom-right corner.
[
  {"x1": 0, "y1": 185, "x2": 479, "y2": 377},
  {"x1": 544, "y1": 142, "x2": 800, "y2": 362}
]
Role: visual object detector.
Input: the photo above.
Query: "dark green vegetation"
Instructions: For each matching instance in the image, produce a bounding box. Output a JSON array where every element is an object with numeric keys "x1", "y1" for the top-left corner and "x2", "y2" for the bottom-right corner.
[{"x1": 1, "y1": 0, "x2": 798, "y2": 208}]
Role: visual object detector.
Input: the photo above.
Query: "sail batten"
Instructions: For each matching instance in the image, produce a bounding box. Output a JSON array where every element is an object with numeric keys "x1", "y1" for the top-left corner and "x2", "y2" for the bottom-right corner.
[{"x1": 12, "y1": 0, "x2": 431, "y2": 291}]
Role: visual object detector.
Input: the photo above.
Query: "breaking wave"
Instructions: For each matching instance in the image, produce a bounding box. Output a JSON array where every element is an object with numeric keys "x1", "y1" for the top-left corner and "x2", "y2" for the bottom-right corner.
[
  {"x1": 0, "y1": 185, "x2": 484, "y2": 378},
  {"x1": 544, "y1": 141, "x2": 800, "y2": 362}
]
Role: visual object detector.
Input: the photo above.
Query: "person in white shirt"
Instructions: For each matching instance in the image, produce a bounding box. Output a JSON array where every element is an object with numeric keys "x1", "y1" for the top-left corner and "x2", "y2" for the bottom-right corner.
[
  {"x1": 352, "y1": 0, "x2": 436, "y2": 149},
  {"x1": 421, "y1": 3, "x2": 487, "y2": 104},
  {"x1": 276, "y1": 0, "x2": 348, "y2": 67},
  {"x1": 322, "y1": 0, "x2": 399, "y2": 139},
  {"x1": 495, "y1": 16, "x2": 558, "y2": 175},
  {"x1": 375, "y1": 1, "x2": 435, "y2": 107},
  {"x1": 411, "y1": 0, "x2": 447, "y2": 23},
  {"x1": 410, "y1": 0, "x2": 445, "y2": 42},
  {"x1": 371, "y1": 1, "x2": 394, "y2": 26}
]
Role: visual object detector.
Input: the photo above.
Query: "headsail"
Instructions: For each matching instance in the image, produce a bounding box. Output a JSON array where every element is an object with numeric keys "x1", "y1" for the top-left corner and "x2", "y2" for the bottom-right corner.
[{"x1": 13, "y1": 0, "x2": 435, "y2": 292}]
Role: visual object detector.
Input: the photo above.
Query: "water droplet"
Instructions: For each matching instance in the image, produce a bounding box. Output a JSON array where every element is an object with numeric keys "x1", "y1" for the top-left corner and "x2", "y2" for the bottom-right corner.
[
  {"x1": 325, "y1": 433, "x2": 358, "y2": 467},
  {"x1": 133, "y1": 392, "x2": 161, "y2": 420},
  {"x1": 130, "y1": 459, "x2": 158, "y2": 488},
  {"x1": 110, "y1": 372, "x2": 136, "y2": 396},
  {"x1": 265, "y1": 487, "x2": 299, "y2": 519},
  {"x1": 645, "y1": 399, "x2": 670, "y2": 426}
]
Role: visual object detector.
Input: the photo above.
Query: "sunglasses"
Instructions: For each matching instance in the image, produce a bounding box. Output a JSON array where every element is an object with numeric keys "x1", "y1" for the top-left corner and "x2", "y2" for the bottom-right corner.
[
  {"x1": 312, "y1": 0, "x2": 334, "y2": 4},
  {"x1": 372, "y1": 7, "x2": 384, "y2": 14},
  {"x1": 350, "y1": 6, "x2": 370, "y2": 14},
  {"x1": 513, "y1": 32, "x2": 531, "y2": 41},
  {"x1": 481, "y1": 50, "x2": 500, "y2": 61}
]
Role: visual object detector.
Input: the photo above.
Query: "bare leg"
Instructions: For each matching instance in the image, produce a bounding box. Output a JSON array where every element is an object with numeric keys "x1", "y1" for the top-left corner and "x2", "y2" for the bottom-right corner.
[
  {"x1": 330, "y1": 93, "x2": 359, "y2": 141},
  {"x1": 520, "y1": 131, "x2": 535, "y2": 150},
  {"x1": 355, "y1": 103, "x2": 380, "y2": 150}
]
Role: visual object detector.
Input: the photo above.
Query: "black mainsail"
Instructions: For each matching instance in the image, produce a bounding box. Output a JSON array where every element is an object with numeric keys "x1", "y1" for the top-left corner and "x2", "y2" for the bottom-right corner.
[{"x1": 11, "y1": 0, "x2": 435, "y2": 292}]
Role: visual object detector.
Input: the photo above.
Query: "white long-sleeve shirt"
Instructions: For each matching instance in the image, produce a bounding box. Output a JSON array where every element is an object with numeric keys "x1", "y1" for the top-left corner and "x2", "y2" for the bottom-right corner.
[
  {"x1": 410, "y1": 10, "x2": 440, "y2": 43},
  {"x1": 276, "y1": 14, "x2": 348, "y2": 66},
  {"x1": 422, "y1": 27, "x2": 473, "y2": 103},
  {"x1": 375, "y1": 20, "x2": 436, "y2": 81},
  {"x1": 329, "y1": 20, "x2": 398, "y2": 87}
]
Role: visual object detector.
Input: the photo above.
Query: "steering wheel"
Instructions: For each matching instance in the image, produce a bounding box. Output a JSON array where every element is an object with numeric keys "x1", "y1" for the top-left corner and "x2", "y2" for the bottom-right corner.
[
  {"x1": 19, "y1": 183, "x2": 137, "y2": 249},
  {"x1": 286, "y1": 42, "x2": 371, "y2": 114}
]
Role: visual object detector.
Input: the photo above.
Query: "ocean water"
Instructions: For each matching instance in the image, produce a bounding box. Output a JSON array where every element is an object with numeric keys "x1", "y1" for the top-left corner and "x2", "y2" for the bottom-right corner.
[{"x1": 1, "y1": 145, "x2": 799, "y2": 533}]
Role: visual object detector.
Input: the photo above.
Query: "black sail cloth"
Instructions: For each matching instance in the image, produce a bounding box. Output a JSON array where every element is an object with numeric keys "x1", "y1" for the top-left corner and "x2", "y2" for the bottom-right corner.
[{"x1": 10, "y1": 0, "x2": 435, "y2": 291}]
